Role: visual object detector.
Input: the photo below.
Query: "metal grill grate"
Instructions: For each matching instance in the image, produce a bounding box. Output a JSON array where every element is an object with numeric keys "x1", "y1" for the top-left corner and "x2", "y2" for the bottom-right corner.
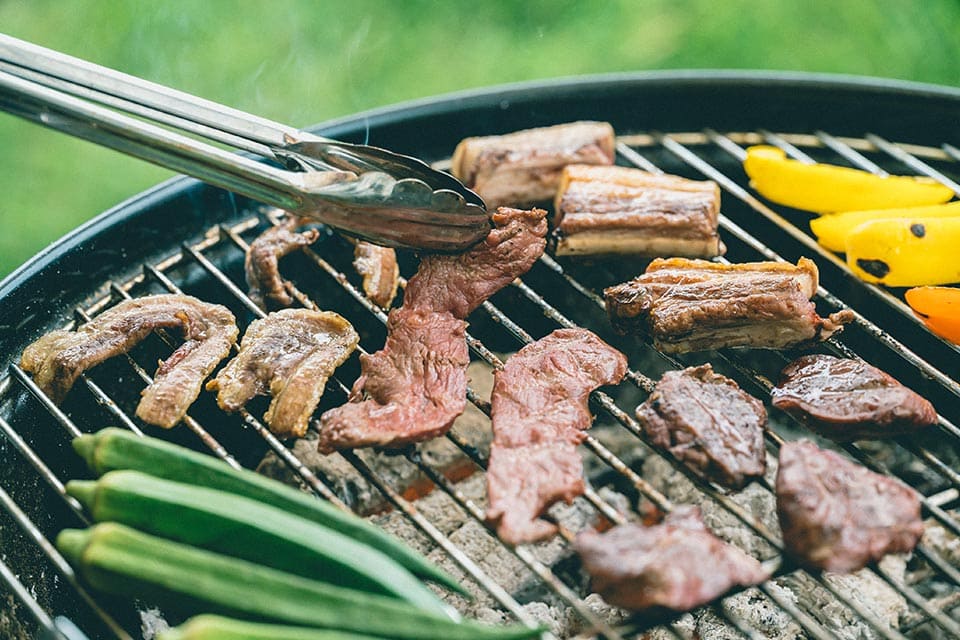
[{"x1": 1, "y1": 128, "x2": 959, "y2": 640}]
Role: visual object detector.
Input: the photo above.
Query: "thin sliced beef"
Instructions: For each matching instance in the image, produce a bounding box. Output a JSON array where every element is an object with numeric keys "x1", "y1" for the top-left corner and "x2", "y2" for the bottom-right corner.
[
  {"x1": 318, "y1": 207, "x2": 547, "y2": 453},
  {"x1": 636, "y1": 364, "x2": 767, "y2": 489},
  {"x1": 604, "y1": 257, "x2": 854, "y2": 353},
  {"x1": 20, "y1": 294, "x2": 238, "y2": 428},
  {"x1": 403, "y1": 207, "x2": 549, "y2": 319},
  {"x1": 353, "y1": 241, "x2": 399, "y2": 309},
  {"x1": 207, "y1": 309, "x2": 358, "y2": 438},
  {"x1": 246, "y1": 218, "x2": 319, "y2": 309},
  {"x1": 486, "y1": 329, "x2": 627, "y2": 545},
  {"x1": 553, "y1": 164, "x2": 724, "y2": 258},
  {"x1": 317, "y1": 308, "x2": 468, "y2": 453},
  {"x1": 776, "y1": 440, "x2": 923, "y2": 572},
  {"x1": 771, "y1": 354, "x2": 937, "y2": 440},
  {"x1": 451, "y1": 121, "x2": 616, "y2": 207},
  {"x1": 575, "y1": 506, "x2": 769, "y2": 612}
]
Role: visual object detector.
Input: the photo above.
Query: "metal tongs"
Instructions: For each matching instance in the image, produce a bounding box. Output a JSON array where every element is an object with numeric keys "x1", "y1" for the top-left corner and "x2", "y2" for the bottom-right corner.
[{"x1": 0, "y1": 34, "x2": 489, "y2": 251}]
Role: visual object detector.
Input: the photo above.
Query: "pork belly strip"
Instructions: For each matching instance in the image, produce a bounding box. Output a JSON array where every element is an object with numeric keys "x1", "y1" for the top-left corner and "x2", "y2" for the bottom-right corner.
[
  {"x1": 636, "y1": 364, "x2": 767, "y2": 490},
  {"x1": 771, "y1": 354, "x2": 937, "y2": 441},
  {"x1": 20, "y1": 294, "x2": 238, "y2": 428},
  {"x1": 604, "y1": 257, "x2": 854, "y2": 352},
  {"x1": 575, "y1": 506, "x2": 769, "y2": 612},
  {"x1": 776, "y1": 440, "x2": 923, "y2": 573},
  {"x1": 319, "y1": 207, "x2": 548, "y2": 453},
  {"x1": 353, "y1": 241, "x2": 399, "y2": 309},
  {"x1": 317, "y1": 308, "x2": 468, "y2": 453},
  {"x1": 553, "y1": 165, "x2": 724, "y2": 258},
  {"x1": 207, "y1": 309, "x2": 358, "y2": 438},
  {"x1": 451, "y1": 121, "x2": 615, "y2": 207},
  {"x1": 403, "y1": 207, "x2": 549, "y2": 319},
  {"x1": 245, "y1": 218, "x2": 319, "y2": 309},
  {"x1": 486, "y1": 329, "x2": 627, "y2": 545}
]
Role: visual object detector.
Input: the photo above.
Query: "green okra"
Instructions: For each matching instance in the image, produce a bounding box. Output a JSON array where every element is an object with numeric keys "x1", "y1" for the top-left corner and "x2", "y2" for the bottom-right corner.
[
  {"x1": 66, "y1": 470, "x2": 450, "y2": 617},
  {"x1": 72, "y1": 427, "x2": 466, "y2": 595},
  {"x1": 56, "y1": 524, "x2": 542, "y2": 640}
]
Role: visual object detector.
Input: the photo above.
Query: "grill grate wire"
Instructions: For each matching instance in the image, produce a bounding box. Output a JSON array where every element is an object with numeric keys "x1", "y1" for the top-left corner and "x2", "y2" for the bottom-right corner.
[{"x1": 1, "y1": 130, "x2": 959, "y2": 639}]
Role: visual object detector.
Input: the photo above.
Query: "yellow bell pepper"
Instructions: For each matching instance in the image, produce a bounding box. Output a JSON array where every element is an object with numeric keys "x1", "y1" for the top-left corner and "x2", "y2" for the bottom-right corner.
[
  {"x1": 810, "y1": 201, "x2": 960, "y2": 252},
  {"x1": 905, "y1": 286, "x2": 960, "y2": 345},
  {"x1": 743, "y1": 146, "x2": 954, "y2": 213},
  {"x1": 846, "y1": 217, "x2": 960, "y2": 286}
]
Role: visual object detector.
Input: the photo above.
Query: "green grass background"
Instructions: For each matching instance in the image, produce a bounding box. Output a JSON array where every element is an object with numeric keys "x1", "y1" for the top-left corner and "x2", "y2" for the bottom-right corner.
[{"x1": 2, "y1": 0, "x2": 959, "y2": 277}]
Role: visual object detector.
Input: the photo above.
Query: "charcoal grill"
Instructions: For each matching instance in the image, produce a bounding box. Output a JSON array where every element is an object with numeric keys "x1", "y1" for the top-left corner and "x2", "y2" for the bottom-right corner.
[{"x1": 2, "y1": 71, "x2": 960, "y2": 640}]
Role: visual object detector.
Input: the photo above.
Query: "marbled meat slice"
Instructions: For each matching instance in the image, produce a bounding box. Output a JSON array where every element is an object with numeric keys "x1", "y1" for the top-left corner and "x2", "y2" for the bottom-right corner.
[
  {"x1": 353, "y1": 241, "x2": 399, "y2": 309},
  {"x1": 771, "y1": 354, "x2": 937, "y2": 441},
  {"x1": 553, "y1": 164, "x2": 724, "y2": 258},
  {"x1": 403, "y1": 207, "x2": 549, "y2": 319},
  {"x1": 451, "y1": 121, "x2": 615, "y2": 207},
  {"x1": 20, "y1": 294, "x2": 238, "y2": 428},
  {"x1": 574, "y1": 506, "x2": 769, "y2": 612},
  {"x1": 317, "y1": 308, "x2": 468, "y2": 453},
  {"x1": 776, "y1": 440, "x2": 923, "y2": 573},
  {"x1": 636, "y1": 364, "x2": 767, "y2": 489},
  {"x1": 604, "y1": 257, "x2": 854, "y2": 353},
  {"x1": 318, "y1": 207, "x2": 547, "y2": 453},
  {"x1": 207, "y1": 309, "x2": 358, "y2": 438},
  {"x1": 486, "y1": 329, "x2": 627, "y2": 545},
  {"x1": 245, "y1": 218, "x2": 319, "y2": 309}
]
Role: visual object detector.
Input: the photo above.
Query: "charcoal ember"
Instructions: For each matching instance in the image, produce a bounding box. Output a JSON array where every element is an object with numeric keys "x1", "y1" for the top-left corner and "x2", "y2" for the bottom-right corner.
[
  {"x1": 682, "y1": 585, "x2": 804, "y2": 640},
  {"x1": 776, "y1": 440, "x2": 924, "y2": 573},
  {"x1": 636, "y1": 364, "x2": 767, "y2": 489},
  {"x1": 575, "y1": 506, "x2": 769, "y2": 612},
  {"x1": 771, "y1": 354, "x2": 937, "y2": 441}
]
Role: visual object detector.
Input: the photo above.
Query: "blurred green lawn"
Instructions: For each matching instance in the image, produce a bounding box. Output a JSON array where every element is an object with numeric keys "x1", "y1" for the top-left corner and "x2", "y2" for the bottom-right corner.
[{"x1": 2, "y1": 0, "x2": 959, "y2": 277}]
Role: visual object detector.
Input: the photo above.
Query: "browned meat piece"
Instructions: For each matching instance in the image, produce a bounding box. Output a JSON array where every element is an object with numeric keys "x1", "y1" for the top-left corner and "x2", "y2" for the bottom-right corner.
[
  {"x1": 353, "y1": 241, "x2": 399, "y2": 309},
  {"x1": 319, "y1": 207, "x2": 547, "y2": 453},
  {"x1": 604, "y1": 257, "x2": 854, "y2": 353},
  {"x1": 636, "y1": 364, "x2": 767, "y2": 489},
  {"x1": 207, "y1": 309, "x2": 358, "y2": 438},
  {"x1": 575, "y1": 506, "x2": 769, "y2": 612},
  {"x1": 771, "y1": 354, "x2": 937, "y2": 441},
  {"x1": 553, "y1": 165, "x2": 725, "y2": 258},
  {"x1": 776, "y1": 440, "x2": 923, "y2": 573},
  {"x1": 486, "y1": 329, "x2": 627, "y2": 545},
  {"x1": 317, "y1": 308, "x2": 468, "y2": 453},
  {"x1": 404, "y1": 207, "x2": 549, "y2": 319},
  {"x1": 20, "y1": 294, "x2": 237, "y2": 428},
  {"x1": 245, "y1": 219, "x2": 319, "y2": 309},
  {"x1": 451, "y1": 121, "x2": 615, "y2": 207}
]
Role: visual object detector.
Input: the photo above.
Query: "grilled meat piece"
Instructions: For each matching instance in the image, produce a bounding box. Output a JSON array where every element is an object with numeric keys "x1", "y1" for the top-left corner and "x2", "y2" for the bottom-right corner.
[
  {"x1": 771, "y1": 354, "x2": 937, "y2": 441},
  {"x1": 575, "y1": 506, "x2": 769, "y2": 612},
  {"x1": 21, "y1": 294, "x2": 238, "y2": 428},
  {"x1": 451, "y1": 121, "x2": 615, "y2": 207},
  {"x1": 353, "y1": 241, "x2": 399, "y2": 309},
  {"x1": 604, "y1": 257, "x2": 854, "y2": 353},
  {"x1": 486, "y1": 329, "x2": 627, "y2": 545},
  {"x1": 404, "y1": 207, "x2": 549, "y2": 319},
  {"x1": 245, "y1": 218, "x2": 319, "y2": 309},
  {"x1": 319, "y1": 207, "x2": 548, "y2": 453},
  {"x1": 636, "y1": 364, "x2": 767, "y2": 489},
  {"x1": 553, "y1": 165, "x2": 724, "y2": 258},
  {"x1": 776, "y1": 440, "x2": 923, "y2": 573},
  {"x1": 317, "y1": 308, "x2": 468, "y2": 453},
  {"x1": 207, "y1": 309, "x2": 358, "y2": 438}
]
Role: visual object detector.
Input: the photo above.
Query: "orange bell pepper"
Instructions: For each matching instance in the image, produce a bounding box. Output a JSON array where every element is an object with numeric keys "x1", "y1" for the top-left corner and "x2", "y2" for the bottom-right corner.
[
  {"x1": 743, "y1": 146, "x2": 954, "y2": 214},
  {"x1": 905, "y1": 286, "x2": 960, "y2": 345}
]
